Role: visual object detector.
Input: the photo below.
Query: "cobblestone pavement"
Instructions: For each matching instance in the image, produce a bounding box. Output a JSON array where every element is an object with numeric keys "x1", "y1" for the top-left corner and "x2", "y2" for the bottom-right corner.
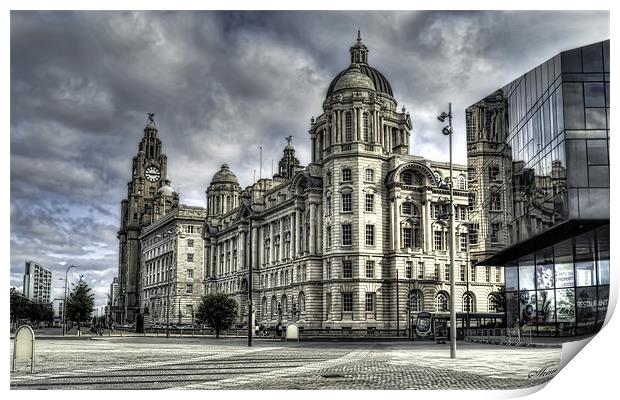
[{"x1": 10, "y1": 337, "x2": 562, "y2": 390}]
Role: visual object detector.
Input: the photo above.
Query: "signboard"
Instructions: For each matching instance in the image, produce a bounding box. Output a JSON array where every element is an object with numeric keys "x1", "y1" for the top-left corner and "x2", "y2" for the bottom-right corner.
[
  {"x1": 285, "y1": 323, "x2": 299, "y2": 342},
  {"x1": 12, "y1": 325, "x2": 35, "y2": 373}
]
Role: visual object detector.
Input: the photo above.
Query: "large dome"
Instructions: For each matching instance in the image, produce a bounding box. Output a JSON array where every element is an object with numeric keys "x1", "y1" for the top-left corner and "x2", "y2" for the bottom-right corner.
[
  {"x1": 331, "y1": 64, "x2": 376, "y2": 93},
  {"x1": 327, "y1": 64, "x2": 393, "y2": 98},
  {"x1": 211, "y1": 164, "x2": 239, "y2": 185}
]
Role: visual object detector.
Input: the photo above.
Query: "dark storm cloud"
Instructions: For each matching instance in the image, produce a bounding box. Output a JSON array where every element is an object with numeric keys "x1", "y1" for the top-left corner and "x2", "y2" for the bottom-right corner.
[{"x1": 10, "y1": 10, "x2": 609, "y2": 307}]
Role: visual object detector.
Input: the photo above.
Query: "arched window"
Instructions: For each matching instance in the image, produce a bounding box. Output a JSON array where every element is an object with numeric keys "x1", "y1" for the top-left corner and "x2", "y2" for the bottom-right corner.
[
  {"x1": 271, "y1": 296, "x2": 277, "y2": 319},
  {"x1": 345, "y1": 112, "x2": 352, "y2": 142},
  {"x1": 435, "y1": 292, "x2": 449, "y2": 312},
  {"x1": 363, "y1": 112, "x2": 369, "y2": 142},
  {"x1": 298, "y1": 292, "x2": 306, "y2": 313},
  {"x1": 326, "y1": 171, "x2": 332, "y2": 186},
  {"x1": 458, "y1": 175, "x2": 467, "y2": 190},
  {"x1": 487, "y1": 294, "x2": 499, "y2": 312},
  {"x1": 409, "y1": 290, "x2": 423, "y2": 312},
  {"x1": 281, "y1": 294, "x2": 288, "y2": 314},
  {"x1": 262, "y1": 296, "x2": 267, "y2": 318},
  {"x1": 463, "y1": 293, "x2": 474, "y2": 312},
  {"x1": 402, "y1": 171, "x2": 413, "y2": 185}
]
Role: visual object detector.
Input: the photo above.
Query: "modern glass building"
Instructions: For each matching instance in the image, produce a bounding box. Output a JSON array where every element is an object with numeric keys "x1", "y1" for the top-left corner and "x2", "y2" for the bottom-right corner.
[{"x1": 466, "y1": 40, "x2": 609, "y2": 337}]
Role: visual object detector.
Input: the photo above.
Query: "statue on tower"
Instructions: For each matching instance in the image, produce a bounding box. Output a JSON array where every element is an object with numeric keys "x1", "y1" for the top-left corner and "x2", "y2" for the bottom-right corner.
[
  {"x1": 147, "y1": 112, "x2": 155, "y2": 123},
  {"x1": 285, "y1": 135, "x2": 293, "y2": 145}
]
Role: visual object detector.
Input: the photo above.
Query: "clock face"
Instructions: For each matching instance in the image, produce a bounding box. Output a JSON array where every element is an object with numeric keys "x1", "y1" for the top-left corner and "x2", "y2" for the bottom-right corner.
[{"x1": 145, "y1": 166, "x2": 161, "y2": 182}]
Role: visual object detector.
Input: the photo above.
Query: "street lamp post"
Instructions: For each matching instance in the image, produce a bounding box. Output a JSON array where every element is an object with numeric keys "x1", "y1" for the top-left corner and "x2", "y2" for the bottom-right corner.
[
  {"x1": 247, "y1": 216, "x2": 253, "y2": 347},
  {"x1": 62, "y1": 264, "x2": 77, "y2": 336},
  {"x1": 438, "y1": 103, "x2": 457, "y2": 359}
]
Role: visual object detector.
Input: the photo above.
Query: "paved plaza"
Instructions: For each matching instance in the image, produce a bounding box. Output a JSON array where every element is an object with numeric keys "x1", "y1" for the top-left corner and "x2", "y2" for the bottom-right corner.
[{"x1": 10, "y1": 336, "x2": 562, "y2": 390}]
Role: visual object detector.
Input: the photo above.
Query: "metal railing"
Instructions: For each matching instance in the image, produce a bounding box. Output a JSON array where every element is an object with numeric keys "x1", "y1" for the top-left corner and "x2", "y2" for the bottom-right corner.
[{"x1": 464, "y1": 327, "x2": 534, "y2": 346}]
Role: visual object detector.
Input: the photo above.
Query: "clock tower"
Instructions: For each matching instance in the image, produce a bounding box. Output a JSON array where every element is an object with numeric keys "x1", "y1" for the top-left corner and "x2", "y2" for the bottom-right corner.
[{"x1": 114, "y1": 113, "x2": 179, "y2": 324}]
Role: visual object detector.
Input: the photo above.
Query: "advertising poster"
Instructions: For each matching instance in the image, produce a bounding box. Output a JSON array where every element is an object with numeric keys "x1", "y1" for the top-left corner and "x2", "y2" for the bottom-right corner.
[
  {"x1": 519, "y1": 265, "x2": 535, "y2": 291},
  {"x1": 556, "y1": 288, "x2": 576, "y2": 322},
  {"x1": 555, "y1": 263, "x2": 575, "y2": 288},
  {"x1": 519, "y1": 290, "x2": 537, "y2": 324},
  {"x1": 536, "y1": 263, "x2": 554, "y2": 289}
]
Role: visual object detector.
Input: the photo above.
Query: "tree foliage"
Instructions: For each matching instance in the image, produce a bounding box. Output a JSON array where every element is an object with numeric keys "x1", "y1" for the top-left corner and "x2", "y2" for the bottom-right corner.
[
  {"x1": 10, "y1": 287, "x2": 55, "y2": 325},
  {"x1": 66, "y1": 279, "x2": 94, "y2": 330},
  {"x1": 196, "y1": 293, "x2": 238, "y2": 338}
]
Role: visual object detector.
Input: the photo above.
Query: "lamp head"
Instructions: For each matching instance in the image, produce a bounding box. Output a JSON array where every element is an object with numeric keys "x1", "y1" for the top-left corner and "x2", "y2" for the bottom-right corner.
[
  {"x1": 442, "y1": 126, "x2": 452, "y2": 135},
  {"x1": 437, "y1": 112, "x2": 449, "y2": 122}
]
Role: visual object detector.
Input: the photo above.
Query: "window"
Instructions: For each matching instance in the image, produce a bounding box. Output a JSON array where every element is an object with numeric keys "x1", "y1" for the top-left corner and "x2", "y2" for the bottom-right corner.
[
  {"x1": 490, "y1": 192, "x2": 502, "y2": 211},
  {"x1": 402, "y1": 202, "x2": 413, "y2": 215},
  {"x1": 342, "y1": 168, "x2": 352, "y2": 182},
  {"x1": 363, "y1": 113, "x2": 369, "y2": 142},
  {"x1": 470, "y1": 266, "x2": 476, "y2": 282},
  {"x1": 402, "y1": 172, "x2": 413, "y2": 185},
  {"x1": 342, "y1": 193, "x2": 352, "y2": 212},
  {"x1": 444, "y1": 264, "x2": 450, "y2": 281},
  {"x1": 468, "y1": 193, "x2": 476, "y2": 211},
  {"x1": 345, "y1": 112, "x2": 352, "y2": 142},
  {"x1": 469, "y1": 223, "x2": 479, "y2": 245},
  {"x1": 488, "y1": 294, "x2": 498, "y2": 312},
  {"x1": 365, "y1": 225, "x2": 375, "y2": 246},
  {"x1": 460, "y1": 233, "x2": 467, "y2": 252},
  {"x1": 186, "y1": 226, "x2": 194, "y2": 234},
  {"x1": 366, "y1": 260, "x2": 375, "y2": 278},
  {"x1": 435, "y1": 293, "x2": 449, "y2": 312},
  {"x1": 343, "y1": 292, "x2": 353, "y2": 312},
  {"x1": 490, "y1": 223, "x2": 501, "y2": 243},
  {"x1": 459, "y1": 207, "x2": 467, "y2": 221},
  {"x1": 463, "y1": 293, "x2": 474, "y2": 312},
  {"x1": 434, "y1": 231, "x2": 444, "y2": 250},
  {"x1": 488, "y1": 165, "x2": 500, "y2": 181},
  {"x1": 186, "y1": 284, "x2": 193, "y2": 294},
  {"x1": 417, "y1": 262, "x2": 425, "y2": 279},
  {"x1": 409, "y1": 290, "x2": 422, "y2": 312},
  {"x1": 326, "y1": 261, "x2": 331, "y2": 279},
  {"x1": 485, "y1": 266, "x2": 491, "y2": 283},
  {"x1": 460, "y1": 265, "x2": 466, "y2": 282},
  {"x1": 365, "y1": 168, "x2": 374, "y2": 182},
  {"x1": 326, "y1": 196, "x2": 332, "y2": 215},
  {"x1": 495, "y1": 267, "x2": 501, "y2": 283},
  {"x1": 434, "y1": 264, "x2": 440, "y2": 280},
  {"x1": 187, "y1": 269, "x2": 193, "y2": 279},
  {"x1": 187, "y1": 253, "x2": 194, "y2": 262},
  {"x1": 365, "y1": 194, "x2": 374, "y2": 212},
  {"x1": 405, "y1": 261, "x2": 412, "y2": 279},
  {"x1": 326, "y1": 226, "x2": 332, "y2": 248},
  {"x1": 326, "y1": 172, "x2": 332, "y2": 186},
  {"x1": 365, "y1": 292, "x2": 375, "y2": 312},
  {"x1": 403, "y1": 227, "x2": 412, "y2": 248},
  {"x1": 343, "y1": 260, "x2": 352, "y2": 278},
  {"x1": 457, "y1": 175, "x2": 467, "y2": 190},
  {"x1": 187, "y1": 239, "x2": 194, "y2": 247},
  {"x1": 342, "y1": 224, "x2": 352, "y2": 246}
]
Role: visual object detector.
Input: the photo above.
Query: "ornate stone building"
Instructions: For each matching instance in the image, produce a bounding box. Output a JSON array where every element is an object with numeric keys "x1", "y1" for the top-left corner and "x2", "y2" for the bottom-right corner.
[{"x1": 202, "y1": 33, "x2": 501, "y2": 330}]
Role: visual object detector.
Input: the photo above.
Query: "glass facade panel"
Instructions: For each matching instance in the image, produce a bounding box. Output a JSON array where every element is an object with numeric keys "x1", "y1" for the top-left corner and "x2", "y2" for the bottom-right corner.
[
  {"x1": 597, "y1": 285, "x2": 609, "y2": 325},
  {"x1": 575, "y1": 261, "x2": 596, "y2": 287},
  {"x1": 563, "y1": 83, "x2": 585, "y2": 129},
  {"x1": 518, "y1": 263, "x2": 535, "y2": 291},
  {"x1": 584, "y1": 82, "x2": 606, "y2": 107},
  {"x1": 537, "y1": 289, "x2": 556, "y2": 335},
  {"x1": 505, "y1": 266, "x2": 518, "y2": 292},
  {"x1": 561, "y1": 48, "x2": 582, "y2": 73},
  {"x1": 585, "y1": 108, "x2": 607, "y2": 129},
  {"x1": 556, "y1": 288, "x2": 575, "y2": 323},
  {"x1": 576, "y1": 287, "x2": 597, "y2": 334},
  {"x1": 506, "y1": 292, "x2": 519, "y2": 328},
  {"x1": 587, "y1": 140, "x2": 608, "y2": 165},
  {"x1": 519, "y1": 290, "x2": 537, "y2": 325},
  {"x1": 581, "y1": 42, "x2": 603, "y2": 73}
]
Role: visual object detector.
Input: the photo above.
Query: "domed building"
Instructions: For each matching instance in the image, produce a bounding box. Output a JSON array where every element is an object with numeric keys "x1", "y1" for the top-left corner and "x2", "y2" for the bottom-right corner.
[{"x1": 198, "y1": 33, "x2": 502, "y2": 333}]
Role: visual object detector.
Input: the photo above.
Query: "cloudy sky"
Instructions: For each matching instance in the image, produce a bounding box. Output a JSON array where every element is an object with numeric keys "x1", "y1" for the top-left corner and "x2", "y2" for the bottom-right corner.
[{"x1": 9, "y1": 11, "x2": 609, "y2": 309}]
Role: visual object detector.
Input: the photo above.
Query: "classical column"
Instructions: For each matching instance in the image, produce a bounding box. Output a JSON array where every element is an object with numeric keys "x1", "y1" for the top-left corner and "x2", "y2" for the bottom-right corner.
[
  {"x1": 289, "y1": 212, "x2": 295, "y2": 259},
  {"x1": 210, "y1": 244, "x2": 216, "y2": 277},
  {"x1": 424, "y1": 194, "x2": 432, "y2": 252},
  {"x1": 352, "y1": 108, "x2": 358, "y2": 141},
  {"x1": 309, "y1": 203, "x2": 316, "y2": 254},
  {"x1": 240, "y1": 231, "x2": 246, "y2": 269},
  {"x1": 295, "y1": 209, "x2": 301, "y2": 256},
  {"x1": 394, "y1": 197, "x2": 401, "y2": 251},
  {"x1": 215, "y1": 243, "x2": 221, "y2": 276},
  {"x1": 317, "y1": 205, "x2": 322, "y2": 253},
  {"x1": 279, "y1": 216, "x2": 285, "y2": 261},
  {"x1": 389, "y1": 197, "x2": 394, "y2": 251},
  {"x1": 252, "y1": 224, "x2": 259, "y2": 269}
]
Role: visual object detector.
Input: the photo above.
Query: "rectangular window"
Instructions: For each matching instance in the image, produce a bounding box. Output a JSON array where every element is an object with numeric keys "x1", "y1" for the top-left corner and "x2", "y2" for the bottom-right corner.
[
  {"x1": 488, "y1": 165, "x2": 500, "y2": 181},
  {"x1": 460, "y1": 265, "x2": 466, "y2": 282},
  {"x1": 469, "y1": 223, "x2": 479, "y2": 245},
  {"x1": 187, "y1": 239, "x2": 194, "y2": 247},
  {"x1": 186, "y1": 284, "x2": 193, "y2": 294},
  {"x1": 343, "y1": 260, "x2": 352, "y2": 278},
  {"x1": 417, "y1": 262, "x2": 425, "y2": 279},
  {"x1": 365, "y1": 194, "x2": 374, "y2": 212},
  {"x1": 460, "y1": 233, "x2": 467, "y2": 252},
  {"x1": 490, "y1": 223, "x2": 501, "y2": 243},
  {"x1": 485, "y1": 266, "x2": 491, "y2": 283},
  {"x1": 363, "y1": 113, "x2": 369, "y2": 142},
  {"x1": 365, "y1": 292, "x2": 375, "y2": 312},
  {"x1": 445, "y1": 264, "x2": 450, "y2": 281},
  {"x1": 459, "y1": 207, "x2": 467, "y2": 221},
  {"x1": 326, "y1": 226, "x2": 332, "y2": 248},
  {"x1": 470, "y1": 266, "x2": 476, "y2": 282},
  {"x1": 342, "y1": 224, "x2": 352, "y2": 246},
  {"x1": 365, "y1": 260, "x2": 375, "y2": 278},
  {"x1": 326, "y1": 197, "x2": 332, "y2": 215},
  {"x1": 490, "y1": 192, "x2": 502, "y2": 211},
  {"x1": 468, "y1": 193, "x2": 476, "y2": 211},
  {"x1": 403, "y1": 227, "x2": 413, "y2": 248},
  {"x1": 434, "y1": 231, "x2": 443, "y2": 250},
  {"x1": 365, "y1": 168, "x2": 374, "y2": 182},
  {"x1": 495, "y1": 267, "x2": 501, "y2": 283},
  {"x1": 405, "y1": 261, "x2": 412, "y2": 279},
  {"x1": 365, "y1": 225, "x2": 375, "y2": 246},
  {"x1": 342, "y1": 168, "x2": 352, "y2": 182},
  {"x1": 326, "y1": 261, "x2": 331, "y2": 279},
  {"x1": 187, "y1": 253, "x2": 194, "y2": 262},
  {"x1": 434, "y1": 264, "x2": 440, "y2": 280},
  {"x1": 343, "y1": 292, "x2": 353, "y2": 312},
  {"x1": 342, "y1": 193, "x2": 352, "y2": 212},
  {"x1": 345, "y1": 112, "x2": 352, "y2": 142},
  {"x1": 187, "y1": 269, "x2": 193, "y2": 279}
]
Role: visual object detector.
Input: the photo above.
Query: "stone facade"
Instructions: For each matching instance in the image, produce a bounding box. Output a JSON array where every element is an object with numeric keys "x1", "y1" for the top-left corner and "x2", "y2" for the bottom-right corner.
[{"x1": 202, "y1": 33, "x2": 503, "y2": 330}]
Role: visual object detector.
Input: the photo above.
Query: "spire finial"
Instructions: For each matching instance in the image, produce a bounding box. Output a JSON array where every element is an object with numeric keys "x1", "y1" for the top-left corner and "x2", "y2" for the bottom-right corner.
[
  {"x1": 147, "y1": 112, "x2": 155, "y2": 123},
  {"x1": 357, "y1": 29, "x2": 362, "y2": 42},
  {"x1": 285, "y1": 135, "x2": 293, "y2": 145}
]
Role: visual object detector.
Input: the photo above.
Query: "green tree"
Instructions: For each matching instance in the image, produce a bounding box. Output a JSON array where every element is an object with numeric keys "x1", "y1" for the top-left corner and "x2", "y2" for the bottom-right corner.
[
  {"x1": 196, "y1": 293, "x2": 238, "y2": 338},
  {"x1": 10, "y1": 287, "x2": 29, "y2": 327},
  {"x1": 66, "y1": 279, "x2": 94, "y2": 333}
]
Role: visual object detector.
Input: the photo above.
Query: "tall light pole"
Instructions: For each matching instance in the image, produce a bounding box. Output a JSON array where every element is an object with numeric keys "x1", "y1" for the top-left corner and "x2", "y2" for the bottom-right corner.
[
  {"x1": 247, "y1": 214, "x2": 254, "y2": 347},
  {"x1": 62, "y1": 264, "x2": 77, "y2": 336},
  {"x1": 438, "y1": 103, "x2": 456, "y2": 359}
]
